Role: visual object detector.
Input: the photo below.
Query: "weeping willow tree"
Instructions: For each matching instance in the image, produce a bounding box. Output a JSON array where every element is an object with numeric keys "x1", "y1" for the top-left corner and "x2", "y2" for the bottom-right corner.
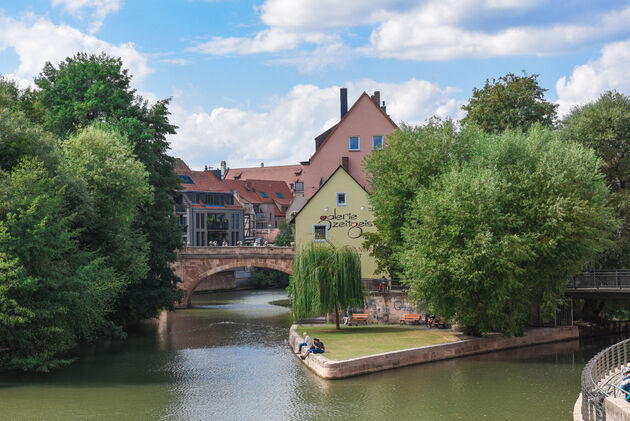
[{"x1": 288, "y1": 243, "x2": 364, "y2": 329}]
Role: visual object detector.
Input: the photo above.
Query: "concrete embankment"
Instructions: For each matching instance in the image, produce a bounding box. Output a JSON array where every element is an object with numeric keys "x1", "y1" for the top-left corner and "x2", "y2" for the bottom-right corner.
[{"x1": 288, "y1": 324, "x2": 579, "y2": 379}]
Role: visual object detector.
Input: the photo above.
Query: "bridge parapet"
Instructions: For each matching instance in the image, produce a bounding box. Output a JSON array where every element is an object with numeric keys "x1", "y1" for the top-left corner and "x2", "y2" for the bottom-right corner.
[{"x1": 174, "y1": 246, "x2": 295, "y2": 307}]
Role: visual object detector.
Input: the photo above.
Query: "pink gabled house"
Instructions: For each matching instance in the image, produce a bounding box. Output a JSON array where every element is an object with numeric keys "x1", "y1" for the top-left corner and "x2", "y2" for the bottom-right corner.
[{"x1": 303, "y1": 88, "x2": 398, "y2": 200}]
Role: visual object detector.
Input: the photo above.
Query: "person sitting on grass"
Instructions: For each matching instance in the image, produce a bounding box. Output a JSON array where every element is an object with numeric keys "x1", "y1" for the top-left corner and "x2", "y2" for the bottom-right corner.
[
  {"x1": 301, "y1": 338, "x2": 325, "y2": 360},
  {"x1": 297, "y1": 332, "x2": 311, "y2": 354}
]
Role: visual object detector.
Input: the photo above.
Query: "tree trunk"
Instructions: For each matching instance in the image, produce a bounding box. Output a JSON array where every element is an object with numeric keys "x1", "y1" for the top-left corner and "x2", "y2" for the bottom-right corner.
[{"x1": 335, "y1": 304, "x2": 340, "y2": 330}]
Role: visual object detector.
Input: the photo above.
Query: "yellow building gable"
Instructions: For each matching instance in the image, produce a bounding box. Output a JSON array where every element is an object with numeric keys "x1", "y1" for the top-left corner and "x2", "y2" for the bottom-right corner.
[{"x1": 294, "y1": 166, "x2": 380, "y2": 279}]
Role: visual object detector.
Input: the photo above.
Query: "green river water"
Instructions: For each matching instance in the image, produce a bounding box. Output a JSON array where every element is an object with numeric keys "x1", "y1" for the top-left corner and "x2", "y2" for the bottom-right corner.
[{"x1": 0, "y1": 289, "x2": 624, "y2": 421}]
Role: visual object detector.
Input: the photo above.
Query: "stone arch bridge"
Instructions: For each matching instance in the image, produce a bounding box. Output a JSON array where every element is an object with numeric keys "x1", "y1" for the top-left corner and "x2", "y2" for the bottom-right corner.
[{"x1": 174, "y1": 246, "x2": 295, "y2": 307}]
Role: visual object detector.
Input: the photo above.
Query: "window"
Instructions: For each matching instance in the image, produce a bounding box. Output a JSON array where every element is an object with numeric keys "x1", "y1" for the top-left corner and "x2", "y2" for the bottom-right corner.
[
  {"x1": 313, "y1": 224, "x2": 327, "y2": 242},
  {"x1": 336, "y1": 192, "x2": 347, "y2": 206},
  {"x1": 276, "y1": 192, "x2": 283, "y2": 199},
  {"x1": 349, "y1": 136, "x2": 360, "y2": 151},
  {"x1": 261, "y1": 192, "x2": 268, "y2": 198},
  {"x1": 372, "y1": 135, "x2": 383, "y2": 150},
  {"x1": 294, "y1": 182, "x2": 304, "y2": 192},
  {"x1": 178, "y1": 175, "x2": 194, "y2": 184}
]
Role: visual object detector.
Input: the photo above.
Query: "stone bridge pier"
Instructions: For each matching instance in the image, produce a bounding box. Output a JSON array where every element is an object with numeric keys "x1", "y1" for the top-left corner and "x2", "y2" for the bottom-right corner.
[{"x1": 173, "y1": 246, "x2": 295, "y2": 307}]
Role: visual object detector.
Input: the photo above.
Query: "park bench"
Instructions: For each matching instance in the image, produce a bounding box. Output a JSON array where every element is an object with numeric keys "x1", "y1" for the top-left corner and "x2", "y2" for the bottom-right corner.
[
  {"x1": 399, "y1": 314, "x2": 422, "y2": 325},
  {"x1": 429, "y1": 316, "x2": 447, "y2": 329},
  {"x1": 348, "y1": 313, "x2": 369, "y2": 326}
]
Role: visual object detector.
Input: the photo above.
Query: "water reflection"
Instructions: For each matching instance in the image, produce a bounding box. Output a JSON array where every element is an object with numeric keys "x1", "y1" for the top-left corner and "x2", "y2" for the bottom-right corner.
[{"x1": 0, "y1": 289, "x2": 625, "y2": 421}]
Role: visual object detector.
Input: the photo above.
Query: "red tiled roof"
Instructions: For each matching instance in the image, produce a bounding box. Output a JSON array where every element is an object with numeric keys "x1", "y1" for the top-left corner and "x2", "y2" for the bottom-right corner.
[
  {"x1": 225, "y1": 164, "x2": 304, "y2": 189},
  {"x1": 224, "y1": 179, "x2": 293, "y2": 207},
  {"x1": 175, "y1": 169, "x2": 233, "y2": 194}
]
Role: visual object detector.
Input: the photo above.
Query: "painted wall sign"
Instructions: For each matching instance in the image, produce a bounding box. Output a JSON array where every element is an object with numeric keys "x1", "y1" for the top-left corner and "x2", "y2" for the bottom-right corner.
[{"x1": 318, "y1": 208, "x2": 373, "y2": 239}]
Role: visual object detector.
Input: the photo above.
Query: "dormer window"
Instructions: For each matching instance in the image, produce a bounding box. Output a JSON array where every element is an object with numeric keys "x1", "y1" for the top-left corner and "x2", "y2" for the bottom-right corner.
[{"x1": 349, "y1": 136, "x2": 360, "y2": 151}]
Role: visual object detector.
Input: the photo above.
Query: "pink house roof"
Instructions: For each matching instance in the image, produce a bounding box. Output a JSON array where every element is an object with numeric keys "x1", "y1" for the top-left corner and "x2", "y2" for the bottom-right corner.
[{"x1": 307, "y1": 92, "x2": 398, "y2": 163}]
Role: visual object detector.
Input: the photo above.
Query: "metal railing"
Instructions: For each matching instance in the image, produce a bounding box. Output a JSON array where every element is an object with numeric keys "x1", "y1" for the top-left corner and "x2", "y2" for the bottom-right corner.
[
  {"x1": 568, "y1": 271, "x2": 630, "y2": 290},
  {"x1": 581, "y1": 338, "x2": 630, "y2": 420}
]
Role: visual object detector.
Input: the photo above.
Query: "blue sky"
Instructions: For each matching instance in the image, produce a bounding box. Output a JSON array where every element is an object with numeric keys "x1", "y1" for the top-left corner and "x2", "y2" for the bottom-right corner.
[{"x1": 1, "y1": 0, "x2": 630, "y2": 169}]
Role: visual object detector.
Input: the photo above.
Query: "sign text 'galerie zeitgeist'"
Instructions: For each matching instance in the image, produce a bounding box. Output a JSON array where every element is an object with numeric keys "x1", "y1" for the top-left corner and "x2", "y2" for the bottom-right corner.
[{"x1": 319, "y1": 209, "x2": 373, "y2": 239}]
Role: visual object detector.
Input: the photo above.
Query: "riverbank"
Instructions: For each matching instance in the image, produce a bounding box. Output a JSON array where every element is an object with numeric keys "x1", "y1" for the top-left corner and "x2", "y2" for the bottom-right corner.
[{"x1": 289, "y1": 324, "x2": 579, "y2": 379}]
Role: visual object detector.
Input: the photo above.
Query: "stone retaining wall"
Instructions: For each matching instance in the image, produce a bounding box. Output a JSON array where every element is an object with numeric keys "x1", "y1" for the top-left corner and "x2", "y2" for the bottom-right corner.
[
  {"x1": 289, "y1": 324, "x2": 579, "y2": 379},
  {"x1": 605, "y1": 397, "x2": 630, "y2": 421}
]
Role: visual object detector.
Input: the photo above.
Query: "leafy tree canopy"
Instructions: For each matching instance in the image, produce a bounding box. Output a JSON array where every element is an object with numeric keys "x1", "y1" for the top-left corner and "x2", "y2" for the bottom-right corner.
[
  {"x1": 274, "y1": 221, "x2": 294, "y2": 246},
  {"x1": 461, "y1": 72, "x2": 558, "y2": 133},
  {"x1": 34, "y1": 52, "x2": 183, "y2": 322},
  {"x1": 0, "y1": 159, "x2": 124, "y2": 371},
  {"x1": 366, "y1": 123, "x2": 617, "y2": 336},
  {"x1": 560, "y1": 91, "x2": 630, "y2": 268},
  {"x1": 288, "y1": 244, "x2": 364, "y2": 329}
]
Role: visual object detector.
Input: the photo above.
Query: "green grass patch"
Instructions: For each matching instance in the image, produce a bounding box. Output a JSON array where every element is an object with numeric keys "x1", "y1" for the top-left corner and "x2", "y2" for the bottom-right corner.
[{"x1": 297, "y1": 324, "x2": 460, "y2": 360}]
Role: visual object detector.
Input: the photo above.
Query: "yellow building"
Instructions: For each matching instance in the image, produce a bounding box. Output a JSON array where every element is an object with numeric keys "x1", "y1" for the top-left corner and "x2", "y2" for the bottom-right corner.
[{"x1": 293, "y1": 166, "x2": 380, "y2": 280}]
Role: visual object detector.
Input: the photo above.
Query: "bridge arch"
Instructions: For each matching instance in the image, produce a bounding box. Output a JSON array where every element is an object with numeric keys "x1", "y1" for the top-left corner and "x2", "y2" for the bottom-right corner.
[{"x1": 174, "y1": 246, "x2": 295, "y2": 307}]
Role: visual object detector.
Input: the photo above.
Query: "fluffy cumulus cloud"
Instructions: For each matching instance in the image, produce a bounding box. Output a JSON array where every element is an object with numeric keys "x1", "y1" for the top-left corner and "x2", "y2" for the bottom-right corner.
[
  {"x1": 555, "y1": 40, "x2": 630, "y2": 116},
  {"x1": 168, "y1": 79, "x2": 461, "y2": 170},
  {"x1": 0, "y1": 14, "x2": 151, "y2": 85},
  {"x1": 51, "y1": 0, "x2": 122, "y2": 33},
  {"x1": 368, "y1": 2, "x2": 630, "y2": 60},
  {"x1": 191, "y1": 0, "x2": 630, "y2": 64}
]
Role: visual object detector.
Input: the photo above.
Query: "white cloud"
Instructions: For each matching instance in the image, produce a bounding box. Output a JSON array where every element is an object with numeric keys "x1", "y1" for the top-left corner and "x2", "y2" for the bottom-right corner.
[
  {"x1": 0, "y1": 14, "x2": 152, "y2": 85},
  {"x1": 191, "y1": 28, "x2": 300, "y2": 55},
  {"x1": 191, "y1": 0, "x2": 630, "y2": 66},
  {"x1": 368, "y1": 2, "x2": 630, "y2": 60},
  {"x1": 51, "y1": 0, "x2": 122, "y2": 33},
  {"x1": 555, "y1": 40, "x2": 630, "y2": 117},
  {"x1": 168, "y1": 79, "x2": 461, "y2": 169}
]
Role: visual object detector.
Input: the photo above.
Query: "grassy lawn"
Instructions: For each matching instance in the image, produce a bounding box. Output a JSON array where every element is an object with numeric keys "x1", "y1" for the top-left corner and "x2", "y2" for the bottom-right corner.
[{"x1": 297, "y1": 324, "x2": 460, "y2": 360}]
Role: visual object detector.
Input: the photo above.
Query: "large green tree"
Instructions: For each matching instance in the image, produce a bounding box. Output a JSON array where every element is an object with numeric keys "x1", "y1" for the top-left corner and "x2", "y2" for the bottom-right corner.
[
  {"x1": 560, "y1": 91, "x2": 630, "y2": 269},
  {"x1": 366, "y1": 123, "x2": 617, "y2": 336},
  {"x1": 363, "y1": 119, "x2": 472, "y2": 278},
  {"x1": 61, "y1": 126, "x2": 152, "y2": 297},
  {"x1": 34, "y1": 53, "x2": 183, "y2": 322},
  {"x1": 0, "y1": 159, "x2": 123, "y2": 371},
  {"x1": 288, "y1": 244, "x2": 364, "y2": 329},
  {"x1": 462, "y1": 72, "x2": 558, "y2": 133}
]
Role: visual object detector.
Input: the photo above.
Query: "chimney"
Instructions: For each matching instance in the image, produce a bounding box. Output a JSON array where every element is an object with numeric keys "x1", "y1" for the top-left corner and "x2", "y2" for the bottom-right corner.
[
  {"x1": 371, "y1": 91, "x2": 380, "y2": 107},
  {"x1": 381, "y1": 100, "x2": 387, "y2": 113},
  {"x1": 341, "y1": 156, "x2": 349, "y2": 172},
  {"x1": 340, "y1": 87, "x2": 348, "y2": 119},
  {"x1": 220, "y1": 160, "x2": 227, "y2": 178},
  {"x1": 260, "y1": 162, "x2": 264, "y2": 167}
]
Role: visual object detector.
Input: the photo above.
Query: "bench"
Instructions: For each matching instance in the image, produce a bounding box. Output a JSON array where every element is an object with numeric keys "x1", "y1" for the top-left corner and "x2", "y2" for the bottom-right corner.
[
  {"x1": 399, "y1": 314, "x2": 422, "y2": 325},
  {"x1": 429, "y1": 316, "x2": 447, "y2": 329},
  {"x1": 348, "y1": 313, "x2": 369, "y2": 326}
]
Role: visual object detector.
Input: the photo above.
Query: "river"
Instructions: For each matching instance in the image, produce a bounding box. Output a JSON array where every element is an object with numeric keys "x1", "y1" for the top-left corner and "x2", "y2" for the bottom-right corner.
[{"x1": 0, "y1": 289, "x2": 623, "y2": 420}]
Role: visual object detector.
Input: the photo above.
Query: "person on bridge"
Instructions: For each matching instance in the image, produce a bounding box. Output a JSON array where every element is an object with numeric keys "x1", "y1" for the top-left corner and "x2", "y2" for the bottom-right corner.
[
  {"x1": 297, "y1": 332, "x2": 311, "y2": 354},
  {"x1": 621, "y1": 367, "x2": 630, "y2": 402}
]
